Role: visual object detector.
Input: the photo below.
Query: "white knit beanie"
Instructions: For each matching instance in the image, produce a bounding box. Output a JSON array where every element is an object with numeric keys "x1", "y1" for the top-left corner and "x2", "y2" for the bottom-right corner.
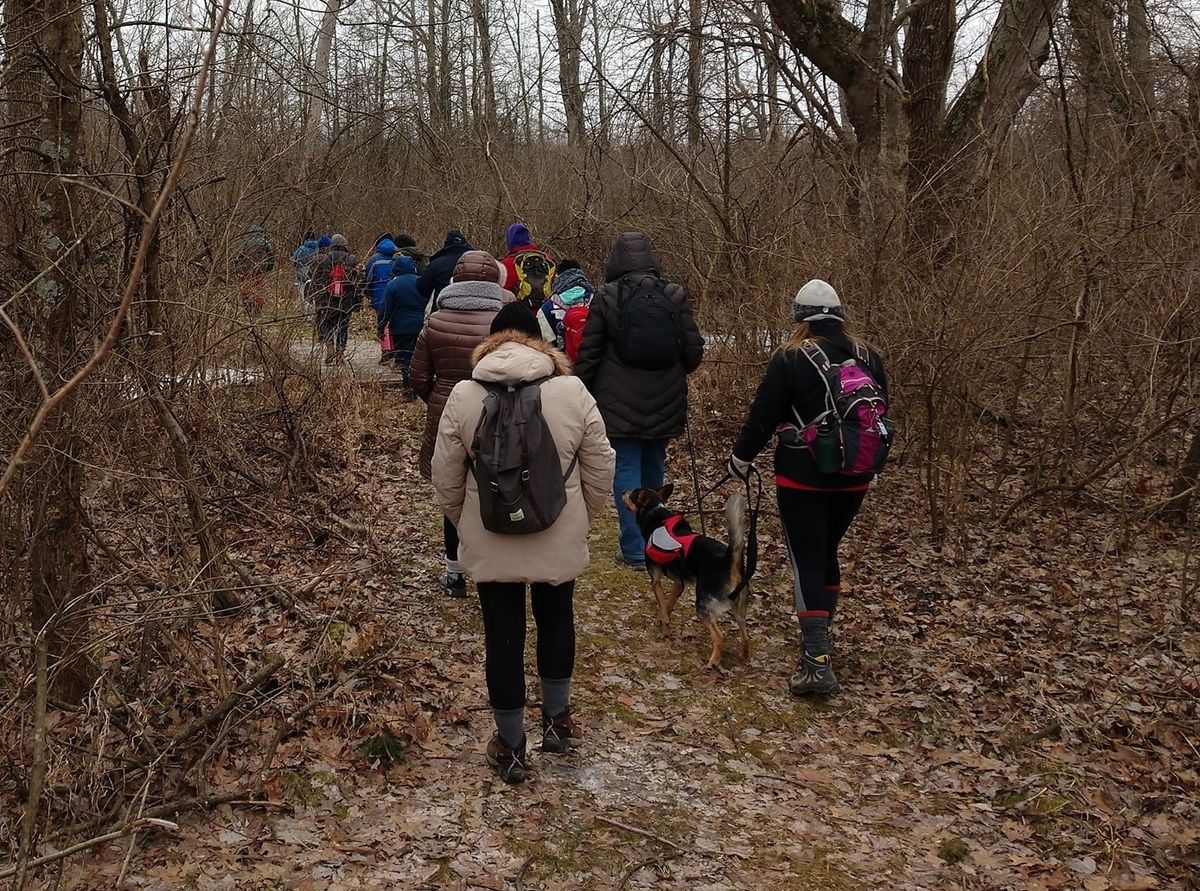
[{"x1": 792, "y1": 279, "x2": 844, "y2": 322}]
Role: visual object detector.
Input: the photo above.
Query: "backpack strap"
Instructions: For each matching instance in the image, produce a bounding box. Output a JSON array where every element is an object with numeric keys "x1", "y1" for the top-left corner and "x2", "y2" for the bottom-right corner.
[{"x1": 797, "y1": 340, "x2": 839, "y2": 424}]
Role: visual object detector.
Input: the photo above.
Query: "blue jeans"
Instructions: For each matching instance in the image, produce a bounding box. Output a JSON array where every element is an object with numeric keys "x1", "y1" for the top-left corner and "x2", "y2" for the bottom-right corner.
[{"x1": 611, "y1": 437, "x2": 668, "y2": 561}]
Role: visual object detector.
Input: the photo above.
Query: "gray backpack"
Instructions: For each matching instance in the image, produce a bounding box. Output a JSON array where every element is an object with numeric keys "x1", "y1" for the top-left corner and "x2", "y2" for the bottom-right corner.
[{"x1": 469, "y1": 379, "x2": 577, "y2": 534}]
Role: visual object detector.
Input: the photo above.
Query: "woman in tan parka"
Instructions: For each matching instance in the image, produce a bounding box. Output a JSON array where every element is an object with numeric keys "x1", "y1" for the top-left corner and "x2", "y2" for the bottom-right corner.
[
  {"x1": 432, "y1": 304, "x2": 615, "y2": 784},
  {"x1": 411, "y1": 249, "x2": 511, "y2": 597}
]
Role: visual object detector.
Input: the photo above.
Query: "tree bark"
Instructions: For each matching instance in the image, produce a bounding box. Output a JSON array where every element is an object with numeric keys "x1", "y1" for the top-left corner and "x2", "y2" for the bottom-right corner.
[
  {"x1": 308, "y1": 0, "x2": 341, "y2": 142},
  {"x1": 902, "y1": 0, "x2": 956, "y2": 241},
  {"x1": 2, "y1": 0, "x2": 97, "y2": 703},
  {"x1": 550, "y1": 0, "x2": 588, "y2": 145},
  {"x1": 1126, "y1": 0, "x2": 1153, "y2": 120},
  {"x1": 686, "y1": 0, "x2": 704, "y2": 148}
]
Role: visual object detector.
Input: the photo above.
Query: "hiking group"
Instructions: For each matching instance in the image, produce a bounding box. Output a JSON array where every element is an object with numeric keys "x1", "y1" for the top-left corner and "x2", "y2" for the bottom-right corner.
[{"x1": 285, "y1": 223, "x2": 891, "y2": 784}]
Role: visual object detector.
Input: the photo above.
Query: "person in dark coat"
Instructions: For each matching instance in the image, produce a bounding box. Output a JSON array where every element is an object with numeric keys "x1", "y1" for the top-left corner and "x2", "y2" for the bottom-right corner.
[
  {"x1": 728, "y1": 280, "x2": 887, "y2": 697},
  {"x1": 393, "y1": 233, "x2": 428, "y2": 273},
  {"x1": 574, "y1": 232, "x2": 704, "y2": 567},
  {"x1": 235, "y1": 223, "x2": 276, "y2": 316},
  {"x1": 308, "y1": 234, "x2": 361, "y2": 365},
  {"x1": 416, "y1": 229, "x2": 472, "y2": 308},
  {"x1": 381, "y1": 253, "x2": 423, "y2": 396}
]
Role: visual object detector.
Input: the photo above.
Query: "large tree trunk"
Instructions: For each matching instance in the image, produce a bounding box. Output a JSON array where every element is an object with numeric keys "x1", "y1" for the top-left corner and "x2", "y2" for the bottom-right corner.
[
  {"x1": 1126, "y1": 0, "x2": 1154, "y2": 120},
  {"x1": 472, "y1": 0, "x2": 497, "y2": 132},
  {"x1": 307, "y1": 0, "x2": 341, "y2": 142},
  {"x1": 902, "y1": 0, "x2": 956, "y2": 242},
  {"x1": 550, "y1": 0, "x2": 588, "y2": 145},
  {"x1": 2, "y1": 0, "x2": 97, "y2": 703},
  {"x1": 1068, "y1": 0, "x2": 1128, "y2": 119}
]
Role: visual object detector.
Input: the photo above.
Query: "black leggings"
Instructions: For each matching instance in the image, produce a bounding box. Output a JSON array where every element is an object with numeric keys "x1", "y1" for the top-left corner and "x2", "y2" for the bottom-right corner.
[
  {"x1": 477, "y1": 580, "x2": 575, "y2": 711},
  {"x1": 778, "y1": 487, "x2": 866, "y2": 619},
  {"x1": 443, "y1": 515, "x2": 459, "y2": 562}
]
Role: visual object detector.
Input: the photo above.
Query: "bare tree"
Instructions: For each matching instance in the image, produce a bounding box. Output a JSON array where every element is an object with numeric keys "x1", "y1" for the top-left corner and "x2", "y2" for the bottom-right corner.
[{"x1": 550, "y1": 0, "x2": 589, "y2": 144}]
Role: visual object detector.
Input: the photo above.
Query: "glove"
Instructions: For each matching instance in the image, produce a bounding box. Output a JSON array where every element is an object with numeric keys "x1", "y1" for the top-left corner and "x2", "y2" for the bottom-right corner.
[{"x1": 727, "y1": 453, "x2": 753, "y2": 482}]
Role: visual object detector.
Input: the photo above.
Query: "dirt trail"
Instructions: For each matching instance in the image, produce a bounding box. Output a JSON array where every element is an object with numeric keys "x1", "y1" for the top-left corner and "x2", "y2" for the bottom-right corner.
[{"x1": 63, "y1": 386, "x2": 1196, "y2": 890}]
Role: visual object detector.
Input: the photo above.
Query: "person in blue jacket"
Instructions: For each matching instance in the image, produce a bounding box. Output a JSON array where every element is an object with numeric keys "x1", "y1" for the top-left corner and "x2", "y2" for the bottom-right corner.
[
  {"x1": 381, "y1": 254, "x2": 424, "y2": 398},
  {"x1": 365, "y1": 236, "x2": 398, "y2": 360},
  {"x1": 290, "y1": 231, "x2": 319, "y2": 320}
]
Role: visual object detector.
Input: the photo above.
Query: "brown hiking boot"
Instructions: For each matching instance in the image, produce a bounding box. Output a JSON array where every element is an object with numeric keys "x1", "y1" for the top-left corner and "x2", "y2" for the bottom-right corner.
[
  {"x1": 485, "y1": 733, "x2": 528, "y2": 784},
  {"x1": 541, "y1": 709, "x2": 582, "y2": 754}
]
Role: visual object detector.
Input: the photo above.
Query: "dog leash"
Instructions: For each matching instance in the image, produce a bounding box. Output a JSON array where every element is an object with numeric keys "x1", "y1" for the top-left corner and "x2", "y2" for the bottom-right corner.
[{"x1": 682, "y1": 467, "x2": 763, "y2": 598}]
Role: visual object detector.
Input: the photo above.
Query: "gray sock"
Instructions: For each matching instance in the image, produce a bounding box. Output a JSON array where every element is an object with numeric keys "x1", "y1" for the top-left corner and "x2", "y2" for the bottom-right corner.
[
  {"x1": 493, "y1": 707, "x2": 524, "y2": 749},
  {"x1": 800, "y1": 616, "x2": 831, "y2": 658},
  {"x1": 541, "y1": 676, "x2": 571, "y2": 718}
]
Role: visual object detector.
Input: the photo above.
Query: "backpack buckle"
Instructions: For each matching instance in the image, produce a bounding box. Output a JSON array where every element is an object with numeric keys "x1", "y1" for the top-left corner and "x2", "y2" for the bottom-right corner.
[{"x1": 520, "y1": 470, "x2": 530, "y2": 481}]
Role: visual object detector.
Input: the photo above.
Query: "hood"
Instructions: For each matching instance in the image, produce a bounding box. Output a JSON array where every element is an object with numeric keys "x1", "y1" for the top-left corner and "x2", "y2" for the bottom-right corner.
[
  {"x1": 437, "y1": 279, "x2": 510, "y2": 312},
  {"x1": 604, "y1": 231, "x2": 661, "y2": 282},
  {"x1": 248, "y1": 223, "x2": 265, "y2": 235},
  {"x1": 551, "y1": 267, "x2": 594, "y2": 300},
  {"x1": 472, "y1": 331, "x2": 572, "y2": 382},
  {"x1": 390, "y1": 254, "x2": 416, "y2": 276},
  {"x1": 318, "y1": 235, "x2": 332, "y2": 250},
  {"x1": 506, "y1": 222, "x2": 533, "y2": 252},
  {"x1": 394, "y1": 233, "x2": 417, "y2": 249},
  {"x1": 302, "y1": 238, "x2": 318, "y2": 249},
  {"x1": 442, "y1": 228, "x2": 469, "y2": 250},
  {"x1": 375, "y1": 238, "x2": 397, "y2": 257}
]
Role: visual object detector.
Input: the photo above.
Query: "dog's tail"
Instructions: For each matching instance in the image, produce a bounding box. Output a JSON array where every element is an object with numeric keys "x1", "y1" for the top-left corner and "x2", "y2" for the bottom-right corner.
[{"x1": 724, "y1": 492, "x2": 749, "y2": 587}]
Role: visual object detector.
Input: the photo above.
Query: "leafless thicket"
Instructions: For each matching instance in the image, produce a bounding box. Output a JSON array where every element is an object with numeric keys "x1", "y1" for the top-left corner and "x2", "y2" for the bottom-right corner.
[{"x1": 1, "y1": 0, "x2": 1198, "y2": 877}]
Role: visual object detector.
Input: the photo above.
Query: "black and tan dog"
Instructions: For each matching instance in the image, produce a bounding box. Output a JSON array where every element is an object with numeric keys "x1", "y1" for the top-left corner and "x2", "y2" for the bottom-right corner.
[{"x1": 623, "y1": 484, "x2": 749, "y2": 669}]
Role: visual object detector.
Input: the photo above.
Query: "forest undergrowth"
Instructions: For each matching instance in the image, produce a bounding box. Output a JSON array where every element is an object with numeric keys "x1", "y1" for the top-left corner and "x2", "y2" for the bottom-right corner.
[{"x1": 2, "y1": 329, "x2": 1195, "y2": 889}]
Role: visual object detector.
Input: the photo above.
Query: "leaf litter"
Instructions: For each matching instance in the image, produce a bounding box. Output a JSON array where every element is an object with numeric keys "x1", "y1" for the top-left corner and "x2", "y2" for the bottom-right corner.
[{"x1": 39, "y1": 390, "x2": 1200, "y2": 889}]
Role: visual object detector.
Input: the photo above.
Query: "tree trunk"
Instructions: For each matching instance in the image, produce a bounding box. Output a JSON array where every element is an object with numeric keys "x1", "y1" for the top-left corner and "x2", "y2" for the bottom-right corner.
[
  {"x1": 551, "y1": 0, "x2": 588, "y2": 145},
  {"x1": 2, "y1": 0, "x2": 97, "y2": 703},
  {"x1": 686, "y1": 0, "x2": 703, "y2": 148},
  {"x1": 472, "y1": 0, "x2": 497, "y2": 132},
  {"x1": 1126, "y1": 0, "x2": 1153, "y2": 120},
  {"x1": 308, "y1": 0, "x2": 341, "y2": 142},
  {"x1": 1167, "y1": 425, "x2": 1200, "y2": 523},
  {"x1": 1068, "y1": 0, "x2": 1127, "y2": 119},
  {"x1": 902, "y1": 0, "x2": 956, "y2": 242}
]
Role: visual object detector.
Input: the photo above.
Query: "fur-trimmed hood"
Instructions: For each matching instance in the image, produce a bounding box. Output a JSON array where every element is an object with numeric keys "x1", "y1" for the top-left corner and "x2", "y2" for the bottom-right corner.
[{"x1": 471, "y1": 331, "x2": 572, "y2": 383}]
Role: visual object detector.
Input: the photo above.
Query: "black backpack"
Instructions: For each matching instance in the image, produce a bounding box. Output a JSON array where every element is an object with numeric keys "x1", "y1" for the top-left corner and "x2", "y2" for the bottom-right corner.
[
  {"x1": 469, "y1": 380, "x2": 578, "y2": 535},
  {"x1": 613, "y1": 276, "x2": 682, "y2": 370}
]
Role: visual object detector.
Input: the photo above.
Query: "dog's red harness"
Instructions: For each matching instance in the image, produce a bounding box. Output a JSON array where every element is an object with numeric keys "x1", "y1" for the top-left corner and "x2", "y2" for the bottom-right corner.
[{"x1": 644, "y1": 514, "x2": 699, "y2": 566}]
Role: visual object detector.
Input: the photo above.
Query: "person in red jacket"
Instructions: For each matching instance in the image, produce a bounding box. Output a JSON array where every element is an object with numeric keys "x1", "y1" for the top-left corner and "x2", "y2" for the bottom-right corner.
[{"x1": 500, "y1": 222, "x2": 555, "y2": 312}]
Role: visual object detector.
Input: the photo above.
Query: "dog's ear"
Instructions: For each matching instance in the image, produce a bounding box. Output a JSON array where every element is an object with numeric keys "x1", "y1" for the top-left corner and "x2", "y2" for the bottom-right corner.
[{"x1": 657, "y1": 483, "x2": 674, "y2": 502}]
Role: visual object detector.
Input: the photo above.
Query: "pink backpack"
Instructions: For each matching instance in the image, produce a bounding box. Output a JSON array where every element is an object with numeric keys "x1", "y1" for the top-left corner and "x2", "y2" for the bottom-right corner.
[{"x1": 796, "y1": 341, "x2": 891, "y2": 476}]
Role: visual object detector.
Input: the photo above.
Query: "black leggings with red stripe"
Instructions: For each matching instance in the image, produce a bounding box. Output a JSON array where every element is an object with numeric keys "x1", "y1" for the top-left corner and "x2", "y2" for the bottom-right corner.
[{"x1": 778, "y1": 486, "x2": 867, "y2": 620}]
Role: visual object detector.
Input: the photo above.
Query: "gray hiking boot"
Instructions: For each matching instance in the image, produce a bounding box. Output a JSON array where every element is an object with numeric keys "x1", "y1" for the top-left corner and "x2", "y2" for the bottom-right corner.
[
  {"x1": 486, "y1": 733, "x2": 528, "y2": 784},
  {"x1": 789, "y1": 653, "x2": 840, "y2": 696}
]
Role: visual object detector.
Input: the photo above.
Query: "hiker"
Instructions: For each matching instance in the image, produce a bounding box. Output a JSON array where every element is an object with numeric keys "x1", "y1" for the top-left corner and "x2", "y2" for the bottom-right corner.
[
  {"x1": 309, "y1": 234, "x2": 361, "y2": 365},
  {"x1": 411, "y1": 250, "x2": 511, "y2": 596},
  {"x1": 727, "y1": 279, "x2": 890, "y2": 696},
  {"x1": 417, "y1": 229, "x2": 472, "y2": 311},
  {"x1": 290, "y1": 230, "x2": 318, "y2": 320},
  {"x1": 575, "y1": 232, "x2": 704, "y2": 568},
  {"x1": 365, "y1": 236, "x2": 398, "y2": 361},
  {"x1": 381, "y1": 253, "x2": 423, "y2": 398},
  {"x1": 393, "y1": 233, "x2": 428, "y2": 274},
  {"x1": 501, "y1": 222, "x2": 556, "y2": 312},
  {"x1": 537, "y1": 259, "x2": 597, "y2": 359},
  {"x1": 235, "y1": 223, "x2": 276, "y2": 316},
  {"x1": 432, "y1": 302, "x2": 615, "y2": 784}
]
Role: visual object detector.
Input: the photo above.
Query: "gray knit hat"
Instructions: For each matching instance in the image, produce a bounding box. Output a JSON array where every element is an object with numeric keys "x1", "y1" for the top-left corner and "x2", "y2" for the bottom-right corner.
[
  {"x1": 792, "y1": 279, "x2": 845, "y2": 322},
  {"x1": 330, "y1": 233, "x2": 347, "y2": 248}
]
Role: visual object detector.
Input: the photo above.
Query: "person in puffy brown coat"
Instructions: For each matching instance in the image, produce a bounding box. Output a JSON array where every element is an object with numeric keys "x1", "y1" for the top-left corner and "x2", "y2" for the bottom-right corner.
[
  {"x1": 432, "y1": 303, "x2": 615, "y2": 783},
  {"x1": 410, "y1": 250, "x2": 512, "y2": 596}
]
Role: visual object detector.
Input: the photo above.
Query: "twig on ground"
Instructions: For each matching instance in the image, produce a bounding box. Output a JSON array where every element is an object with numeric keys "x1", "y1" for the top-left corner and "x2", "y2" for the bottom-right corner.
[
  {"x1": 595, "y1": 816, "x2": 682, "y2": 850},
  {"x1": 514, "y1": 854, "x2": 536, "y2": 891},
  {"x1": 0, "y1": 819, "x2": 179, "y2": 880}
]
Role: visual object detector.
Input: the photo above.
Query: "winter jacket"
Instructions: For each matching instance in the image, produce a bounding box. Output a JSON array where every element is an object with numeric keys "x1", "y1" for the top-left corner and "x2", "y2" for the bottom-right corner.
[
  {"x1": 382, "y1": 255, "x2": 424, "y2": 338},
  {"x1": 364, "y1": 239, "x2": 397, "y2": 314},
  {"x1": 574, "y1": 233, "x2": 704, "y2": 440},
  {"x1": 538, "y1": 267, "x2": 597, "y2": 346},
  {"x1": 417, "y1": 230, "x2": 472, "y2": 302},
  {"x1": 291, "y1": 238, "x2": 318, "y2": 282},
  {"x1": 308, "y1": 245, "x2": 361, "y2": 312},
  {"x1": 731, "y1": 321, "x2": 889, "y2": 490},
  {"x1": 410, "y1": 280, "x2": 510, "y2": 478},
  {"x1": 432, "y1": 332, "x2": 616, "y2": 585}
]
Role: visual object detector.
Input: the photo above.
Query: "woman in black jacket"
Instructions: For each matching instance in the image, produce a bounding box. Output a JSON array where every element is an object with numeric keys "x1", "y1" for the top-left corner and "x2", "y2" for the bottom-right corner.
[{"x1": 728, "y1": 280, "x2": 888, "y2": 696}]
